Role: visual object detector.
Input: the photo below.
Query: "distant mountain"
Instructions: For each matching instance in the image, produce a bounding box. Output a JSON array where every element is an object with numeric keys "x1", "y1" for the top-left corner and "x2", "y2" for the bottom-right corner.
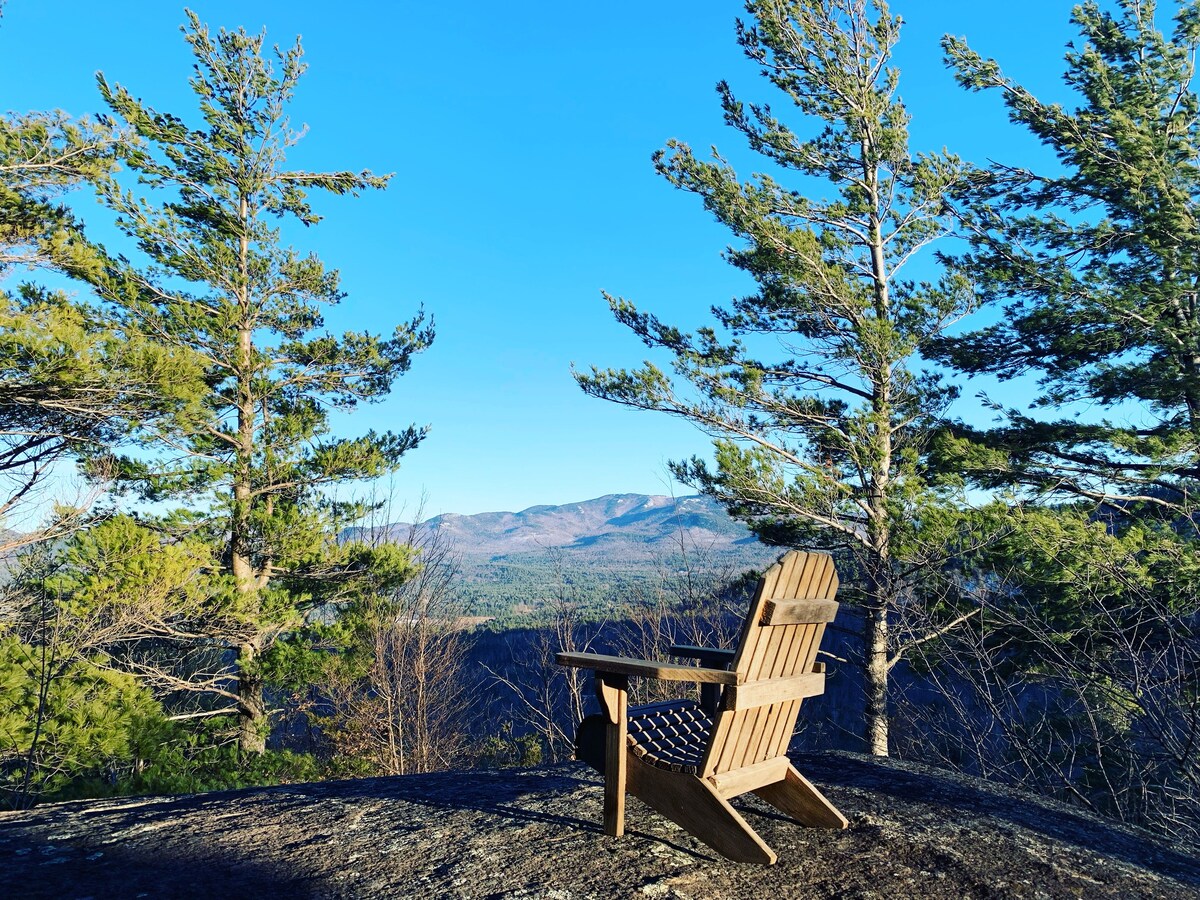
[
  {"x1": 347, "y1": 494, "x2": 777, "y2": 616},
  {"x1": 355, "y1": 493, "x2": 763, "y2": 562},
  {"x1": 4, "y1": 500, "x2": 769, "y2": 619}
]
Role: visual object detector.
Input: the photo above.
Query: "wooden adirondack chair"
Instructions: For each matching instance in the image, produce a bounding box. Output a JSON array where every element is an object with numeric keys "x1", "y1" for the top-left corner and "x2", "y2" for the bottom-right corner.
[{"x1": 556, "y1": 550, "x2": 848, "y2": 865}]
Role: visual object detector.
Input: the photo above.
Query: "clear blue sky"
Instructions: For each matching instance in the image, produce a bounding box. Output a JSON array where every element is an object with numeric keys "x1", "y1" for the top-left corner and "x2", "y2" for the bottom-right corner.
[{"x1": 1, "y1": 1, "x2": 1081, "y2": 517}]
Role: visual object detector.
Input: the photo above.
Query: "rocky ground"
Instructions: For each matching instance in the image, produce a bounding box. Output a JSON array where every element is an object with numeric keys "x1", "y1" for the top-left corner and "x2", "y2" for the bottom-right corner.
[{"x1": 0, "y1": 752, "x2": 1197, "y2": 899}]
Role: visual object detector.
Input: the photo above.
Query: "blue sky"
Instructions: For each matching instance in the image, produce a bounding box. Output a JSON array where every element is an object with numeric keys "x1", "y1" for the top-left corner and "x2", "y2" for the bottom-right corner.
[{"x1": 1, "y1": 1, "x2": 1083, "y2": 517}]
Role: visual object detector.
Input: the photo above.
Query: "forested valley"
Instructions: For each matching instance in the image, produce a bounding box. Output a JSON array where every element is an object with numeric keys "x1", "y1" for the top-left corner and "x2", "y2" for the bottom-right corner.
[{"x1": 1, "y1": 0, "x2": 1198, "y2": 854}]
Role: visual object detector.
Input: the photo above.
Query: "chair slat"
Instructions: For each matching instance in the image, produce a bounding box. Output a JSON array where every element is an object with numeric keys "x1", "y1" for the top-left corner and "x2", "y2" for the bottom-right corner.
[
  {"x1": 745, "y1": 623, "x2": 794, "y2": 765},
  {"x1": 787, "y1": 551, "x2": 818, "y2": 599},
  {"x1": 728, "y1": 555, "x2": 786, "y2": 673},
  {"x1": 761, "y1": 622, "x2": 817, "y2": 756},
  {"x1": 738, "y1": 552, "x2": 821, "y2": 768},
  {"x1": 764, "y1": 621, "x2": 830, "y2": 759},
  {"x1": 738, "y1": 564, "x2": 796, "y2": 769},
  {"x1": 714, "y1": 709, "x2": 744, "y2": 774},
  {"x1": 749, "y1": 711, "x2": 770, "y2": 768},
  {"x1": 702, "y1": 552, "x2": 790, "y2": 776}
]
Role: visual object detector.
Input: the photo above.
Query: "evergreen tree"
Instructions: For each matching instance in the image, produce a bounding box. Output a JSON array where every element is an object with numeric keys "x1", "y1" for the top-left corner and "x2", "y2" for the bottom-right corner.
[
  {"x1": 0, "y1": 530, "x2": 188, "y2": 808},
  {"x1": 577, "y1": 0, "x2": 975, "y2": 755},
  {"x1": 92, "y1": 12, "x2": 431, "y2": 753},
  {"x1": 937, "y1": 0, "x2": 1200, "y2": 523},
  {"x1": 924, "y1": 1, "x2": 1200, "y2": 831},
  {"x1": 0, "y1": 11, "x2": 211, "y2": 798},
  {"x1": 0, "y1": 633, "x2": 167, "y2": 808}
]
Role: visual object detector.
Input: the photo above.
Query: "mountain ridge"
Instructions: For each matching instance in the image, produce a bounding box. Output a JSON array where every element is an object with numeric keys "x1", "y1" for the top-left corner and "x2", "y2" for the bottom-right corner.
[
  {"x1": 344, "y1": 493, "x2": 780, "y2": 616},
  {"x1": 351, "y1": 492, "x2": 766, "y2": 562}
]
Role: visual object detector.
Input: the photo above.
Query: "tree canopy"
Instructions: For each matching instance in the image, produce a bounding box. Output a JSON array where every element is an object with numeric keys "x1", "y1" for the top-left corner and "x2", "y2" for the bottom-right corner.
[
  {"x1": 936, "y1": 0, "x2": 1200, "y2": 523},
  {"x1": 0, "y1": 103, "x2": 196, "y2": 549},
  {"x1": 81, "y1": 11, "x2": 432, "y2": 753}
]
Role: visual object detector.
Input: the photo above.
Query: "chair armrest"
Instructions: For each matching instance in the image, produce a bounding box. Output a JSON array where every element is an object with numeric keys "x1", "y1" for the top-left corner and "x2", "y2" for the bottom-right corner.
[
  {"x1": 669, "y1": 644, "x2": 736, "y2": 667},
  {"x1": 555, "y1": 651, "x2": 739, "y2": 684}
]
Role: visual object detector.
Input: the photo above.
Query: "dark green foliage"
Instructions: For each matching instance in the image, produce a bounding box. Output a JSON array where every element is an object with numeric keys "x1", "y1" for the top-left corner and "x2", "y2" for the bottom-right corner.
[
  {"x1": 938, "y1": 0, "x2": 1200, "y2": 515},
  {"x1": 0, "y1": 109, "x2": 114, "y2": 279},
  {"x1": 0, "y1": 91, "x2": 199, "y2": 547},
  {"x1": 475, "y1": 726, "x2": 544, "y2": 769},
  {"x1": 105, "y1": 724, "x2": 320, "y2": 798},
  {"x1": 0, "y1": 524, "x2": 214, "y2": 807},
  {"x1": 0, "y1": 290, "x2": 203, "y2": 530},
  {"x1": 0, "y1": 637, "x2": 167, "y2": 807},
  {"x1": 925, "y1": 2, "x2": 1200, "y2": 837},
  {"x1": 909, "y1": 501, "x2": 1200, "y2": 841}
]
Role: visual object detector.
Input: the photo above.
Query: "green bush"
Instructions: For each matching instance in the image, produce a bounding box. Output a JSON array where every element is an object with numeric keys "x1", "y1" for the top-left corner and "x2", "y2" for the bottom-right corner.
[
  {"x1": 0, "y1": 636, "x2": 168, "y2": 806},
  {"x1": 475, "y1": 724, "x2": 544, "y2": 769}
]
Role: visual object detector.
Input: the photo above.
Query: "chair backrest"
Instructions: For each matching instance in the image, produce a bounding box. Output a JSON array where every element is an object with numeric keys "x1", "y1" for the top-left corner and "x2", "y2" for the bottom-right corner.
[{"x1": 700, "y1": 550, "x2": 838, "y2": 778}]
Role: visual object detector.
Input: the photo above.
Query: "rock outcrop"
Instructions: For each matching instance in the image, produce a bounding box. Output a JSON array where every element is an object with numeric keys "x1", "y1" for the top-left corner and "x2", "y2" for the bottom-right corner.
[{"x1": 1, "y1": 752, "x2": 1196, "y2": 899}]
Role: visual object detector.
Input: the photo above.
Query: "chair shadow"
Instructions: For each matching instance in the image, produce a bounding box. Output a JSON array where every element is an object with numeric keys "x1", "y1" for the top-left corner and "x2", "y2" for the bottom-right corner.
[
  {"x1": 269, "y1": 767, "x2": 606, "y2": 835},
  {"x1": 329, "y1": 767, "x2": 718, "y2": 861}
]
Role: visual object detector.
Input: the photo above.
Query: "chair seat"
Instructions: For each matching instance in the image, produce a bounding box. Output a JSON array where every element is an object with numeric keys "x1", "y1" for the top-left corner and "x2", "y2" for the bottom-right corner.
[{"x1": 627, "y1": 699, "x2": 712, "y2": 774}]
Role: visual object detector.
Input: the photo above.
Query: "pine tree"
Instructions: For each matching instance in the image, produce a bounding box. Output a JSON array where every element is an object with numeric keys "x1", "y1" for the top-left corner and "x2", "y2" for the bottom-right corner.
[
  {"x1": 926, "y1": 0, "x2": 1200, "y2": 831},
  {"x1": 92, "y1": 12, "x2": 432, "y2": 753},
  {"x1": 0, "y1": 527, "x2": 196, "y2": 808},
  {"x1": 577, "y1": 0, "x2": 975, "y2": 755},
  {"x1": 937, "y1": 0, "x2": 1200, "y2": 523}
]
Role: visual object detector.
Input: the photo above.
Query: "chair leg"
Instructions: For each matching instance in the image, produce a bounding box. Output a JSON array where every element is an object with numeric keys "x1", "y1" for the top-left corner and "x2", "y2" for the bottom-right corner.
[
  {"x1": 595, "y1": 673, "x2": 628, "y2": 837},
  {"x1": 603, "y1": 712, "x2": 627, "y2": 836},
  {"x1": 627, "y1": 754, "x2": 778, "y2": 864},
  {"x1": 754, "y1": 763, "x2": 848, "y2": 829}
]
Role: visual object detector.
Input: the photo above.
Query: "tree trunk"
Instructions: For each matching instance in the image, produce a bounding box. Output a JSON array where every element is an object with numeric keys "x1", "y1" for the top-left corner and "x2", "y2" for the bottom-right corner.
[
  {"x1": 231, "y1": 194, "x2": 266, "y2": 756},
  {"x1": 237, "y1": 641, "x2": 266, "y2": 755},
  {"x1": 864, "y1": 602, "x2": 890, "y2": 756},
  {"x1": 862, "y1": 120, "x2": 893, "y2": 758}
]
